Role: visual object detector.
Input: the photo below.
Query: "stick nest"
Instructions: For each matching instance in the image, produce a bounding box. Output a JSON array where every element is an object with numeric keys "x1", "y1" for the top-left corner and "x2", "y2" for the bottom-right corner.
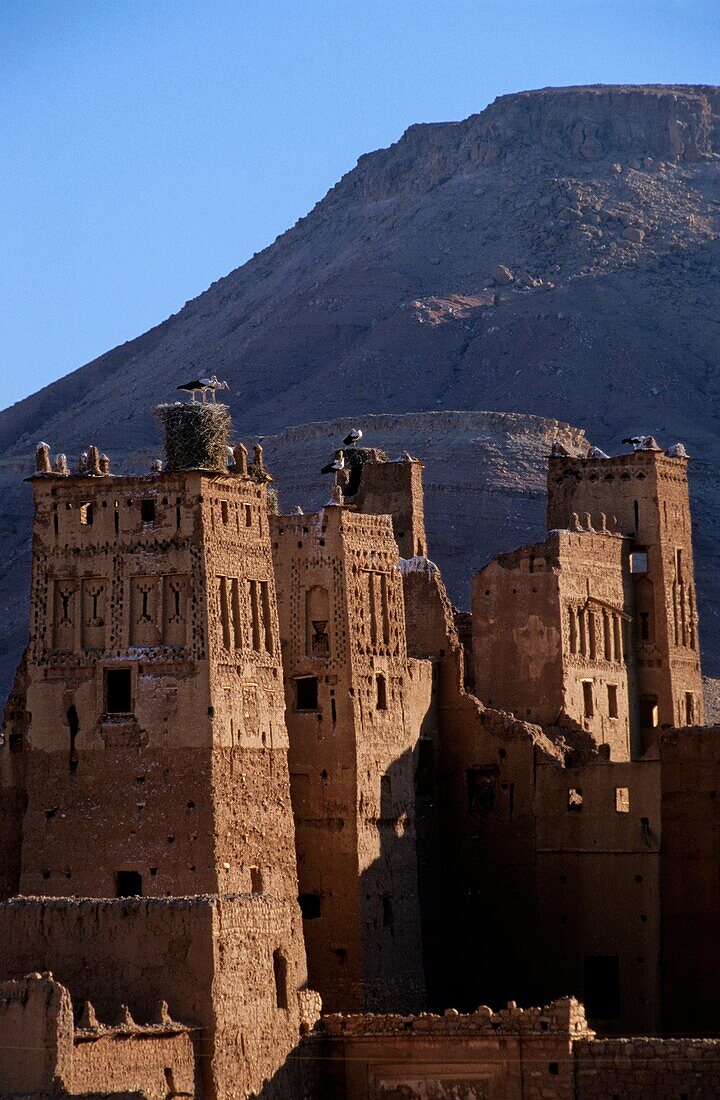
[{"x1": 155, "y1": 402, "x2": 232, "y2": 472}]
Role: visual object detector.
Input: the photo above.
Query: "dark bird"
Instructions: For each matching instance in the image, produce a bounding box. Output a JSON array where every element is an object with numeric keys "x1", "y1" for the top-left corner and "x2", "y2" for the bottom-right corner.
[
  {"x1": 342, "y1": 428, "x2": 363, "y2": 447},
  {"x1": 622, "y1": 435, "x2": 647, "y2": 450},
  {"x1": 321, "y1": 450, "x2": 345, "y2": 475},
  {"x1": 177, "y1": 375, "x2": 230, "y2": 403}
]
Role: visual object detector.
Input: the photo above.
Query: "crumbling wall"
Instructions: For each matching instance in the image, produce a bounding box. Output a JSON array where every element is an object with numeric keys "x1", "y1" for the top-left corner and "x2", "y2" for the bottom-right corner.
[
  {"x1": 0, "y1": 973, "x2": 72, "y2": 1095},
  {"x1": 309, "y1": 997, "x2": 589, "y2": 1100},
  {"x1": 0, "y1": 894, "x2": 309, "y2": 1099},
  {"x1": 574, "y1": 1037, "x2": 720, "y2": 1098}
]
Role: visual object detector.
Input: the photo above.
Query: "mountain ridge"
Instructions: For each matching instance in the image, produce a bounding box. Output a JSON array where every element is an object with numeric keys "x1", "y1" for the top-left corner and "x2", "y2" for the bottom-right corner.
[{"x1": 1, "y1": 82, "x2": 719, "y2": 690}]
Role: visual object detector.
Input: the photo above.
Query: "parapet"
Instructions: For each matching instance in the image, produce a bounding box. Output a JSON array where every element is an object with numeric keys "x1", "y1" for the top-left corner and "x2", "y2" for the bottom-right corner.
[{"x1": 317, "y1": 996, "x2": 592, "y2": 1038}]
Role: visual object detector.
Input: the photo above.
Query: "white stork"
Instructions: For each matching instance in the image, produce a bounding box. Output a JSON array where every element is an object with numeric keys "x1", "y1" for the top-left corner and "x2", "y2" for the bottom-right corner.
[{"x1": 177, "y1": 375, "x2": 230, "y2": 403}]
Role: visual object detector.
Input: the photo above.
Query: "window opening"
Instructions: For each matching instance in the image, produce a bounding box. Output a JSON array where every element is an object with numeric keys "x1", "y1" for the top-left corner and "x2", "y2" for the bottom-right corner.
[
  {"x1": 639, "y1": 696, "x2": 659, "y2": 729},
  {"x1": 615, "y1": 787, "x2": 630, "y2": 813},
  {"x1": 568, "y1": 607, "x2": 577, "y2": 654},
  {"x1": 607, "y1": 684, "x2": 619, "y2": 719},
  {"x1": 633, "y1": 500, "x2": 639, "y2": 531},
  {"x1": 582, "y1": 680, "x2": 594, "y2": 718},
  {"x1": 382, "y1": 893, "x2": 394, "y2": 928},
  {"x1": 295, "y1": 677, "x2": 318, "y2": 711},
  {"x1": 584, "y1": 955, "x2": 620, "y2": 1019},
  {"x1": 685, "y1": 692, "x2": 695, "y2": 726},
  {"x1": 220, "y1": 499, "x2": 229, "y2": 525},
  {"x1": 249, "y1": 580, "x2": 261, "y2": 651},
  {"x1": 298, "y1": 892, "x2": 321, "y2": 920},
  {"x1": 260, "y1": 581, "x2": 273, "y2": 653},
  {"x1": 380, "y1": 774, "x2": 392, "y2": 819},
  {"x1": 105, "y1": 668, "x2": 132, "y2": 714},
  {"x1": 273, "y1": 950, "x2": 289, "y2": 1010},
  {"x1": 568, "y1": 788, "x2": 583, "y2": 812},
  {"x1": 250, "y1": 866, "x2": 264, "y2": 894},
  {"x1": 376, "y1": 673, "x2": 387, "y2": 710},
  {"x1": 53, "y1": 512, "x2": 59, "y2": 537},
  {"x1": 68, "y1": 705, "x2": 79, "y2": 773},
  {"x1": 140, "y1": 499, "x2": 156, "y2": 524},
  {"x1": 467, "y1": 767, "x2": 498, "y2": 812},
  {"x1": 116, "y1": 870, "x2": 143, "y2": 897}
]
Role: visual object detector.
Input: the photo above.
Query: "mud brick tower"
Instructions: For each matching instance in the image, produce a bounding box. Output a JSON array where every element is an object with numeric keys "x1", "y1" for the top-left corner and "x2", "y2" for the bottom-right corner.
[
  {"x1": 271, "y1": 475, "x2": 428, "y2": 1015},
  {"x1": 547, "y1": 444, "x2": 703, "y2": 742},
  {"x1": 0, "y1": 405, "x2": 316, "y2": 1098}
]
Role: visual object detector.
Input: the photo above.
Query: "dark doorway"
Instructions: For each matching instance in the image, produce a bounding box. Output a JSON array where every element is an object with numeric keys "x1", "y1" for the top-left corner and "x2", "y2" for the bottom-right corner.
[
  {"x1": 105, "y1": 668, "x2": 132, "y2": 713},
  {"x1": 295, "y1": 676, "x2": 318, "y2": 711},
  {"x1": 584, "y1": 954, "x2": 620, "y2": 1019},
  {"x1": 116, "y1": 870, "x2": 143, "y2": 897}
]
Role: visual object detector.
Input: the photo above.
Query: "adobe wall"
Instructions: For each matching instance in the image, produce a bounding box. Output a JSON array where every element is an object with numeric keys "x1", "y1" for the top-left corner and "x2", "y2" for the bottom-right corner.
[
  {"x1": 351, "y1": 457, "x2": 427, "y2": 559},
  {"x1": 660, "y1": 725, "x2": 720, "y2": 1034},
  {"x1": 0, "y1": 894, "x2": 310, "y2": 1099},
  {"x1": 472, "y1": 529, "x2": 635, "y2": 759},
  {"x1": 271, "y1": 507, "x2": 427, "y2": 1014},
  {"x1": 574, "y1": 1037, "x2": 720, "y2": 1098},
  {"x1": 310, "y1": 997, "x2": 589, "y2": 1100},
  {"x1": 535, "y1": 757, "x2": 661, "y2": 1031},
  {"x1": 0, "y1": 973, "x2": 72, "y2": 1096},
  {"x1": 0, "y1": 972, "x2": 195, "y2": 1099}
]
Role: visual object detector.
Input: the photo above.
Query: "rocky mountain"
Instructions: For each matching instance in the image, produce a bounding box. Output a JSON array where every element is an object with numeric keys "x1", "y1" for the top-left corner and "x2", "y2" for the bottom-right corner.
[{"x1": 1, "y1": 83, "x2": 720, "y2": 694}]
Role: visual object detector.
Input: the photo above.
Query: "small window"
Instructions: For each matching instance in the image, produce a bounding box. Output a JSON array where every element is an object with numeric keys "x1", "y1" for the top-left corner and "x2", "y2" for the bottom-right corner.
[
  {"x1": 376, "y1": 673, "x2": 387, "y2": 710},
  {"x1": 640, "y1": 612, "x2": 650, "y2": 641},
  {"x1": 640, "y1": 696, "x2": 659, "y2": 728},
  {"x1": 273, "y1": 949, "x2": 289, "y2": 1010},
  {"x1": 630, "y1": 551, "x2": 648, "y2": 574},
  {"x1": 220, "y1": 500, "x2": 229, "y2": 525},
  {"x1": 295, "y1": 676, "x2": 318, "y2": 711},
  {"x1": 615, "y1": 787, "x2": 630, "y2": 813},
  {"x1": 105, "y1": 668, "x2": 132, "y2": 714},
  {"x1": 116, "y1": 870, "x2": 142, "y2": 897},
  {"x1": 250, "y1": 866, "x2": 264, "y2": 895},
  {"x1": 298, "y1": 892, "x2": 321, "y2": 920},
  {"x1": 79, "y1": 502, "x2": 93, "y2": 526},
  {"x1": 244, "y1": 503, "x2": 253, "y2": 527},
  {"x1": 568, "y1": 788, "x2": 583, "y2": 812},
  {"x1": 140, "y1": 499, "x2": 156, "y2": 524},
  {"x1": 382, "y1": 893, "x2": 394, "y2": 928},
  {"x1": 584, "y1": 955, "x2": 620, "y2": 1019},
  {"x1": 467, "y1": 768, "x2": 497, "y2": 813},
  {"x1": 685, "y1": 692, "x2": 695, "y2": 726},
  {"x1": 582, "y1": 680, "x2": 594, "y2": 718},
  {"x1": 607, "y1": 684, "x2": 619, "y2": 719}
]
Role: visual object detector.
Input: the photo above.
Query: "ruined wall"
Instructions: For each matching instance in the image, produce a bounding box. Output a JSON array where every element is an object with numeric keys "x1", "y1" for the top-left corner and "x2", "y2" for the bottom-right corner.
[
  {"x1": 271, "y1": 506, "x2": 426, "y2": 1014},
  {"x1": 0, "y1": 895, "x2": 310, "y2": 1099},
  {"x1": 351, "y1": 457, "x2": 427, "y2": 560},
  {"x1": 574, "y1": 1037, "x2": 720, "y2": 1098},
  {"x1": 310, "y1": 997, "x2": 589, "y2": 1100},
  {"x1": 660, "y1": 725, "x2": 720, "y2": 1035},
  {"x1": 547, "y1": 449, "x2": 703, "y2": 736},
  {"x1": 472, "y1": 529, "x2": 635, "y2": 760}
]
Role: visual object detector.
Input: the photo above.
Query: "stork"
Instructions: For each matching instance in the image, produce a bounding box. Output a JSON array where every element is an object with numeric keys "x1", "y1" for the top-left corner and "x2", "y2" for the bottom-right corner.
[
  {"x1": 342, "y1": 428, "x2": 363, "y2": 447},
  {"x1": 320, "y1": 450, "x2": 345, "y2": 476},
  {"x1": 177, "y1": 375, "x2": 230, "y2": 403}
]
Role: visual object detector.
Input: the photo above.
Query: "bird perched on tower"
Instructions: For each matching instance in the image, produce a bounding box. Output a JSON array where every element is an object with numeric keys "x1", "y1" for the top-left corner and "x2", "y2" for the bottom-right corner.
[
  {"x1": 342, "y1": 428, "x2": 362, "y2": 447},
  {"x1": 321, "y1": 450, "x2": 345, "y2": 475},
  {"x1": 177, "y1": 375, "x2": 230, "y2": 403}
]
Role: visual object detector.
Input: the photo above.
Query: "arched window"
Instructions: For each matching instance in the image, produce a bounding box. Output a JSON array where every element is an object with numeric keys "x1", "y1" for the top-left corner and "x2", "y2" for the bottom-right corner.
[{"x1": 306, "y1": 586, "x2": 330, "y2": 657}]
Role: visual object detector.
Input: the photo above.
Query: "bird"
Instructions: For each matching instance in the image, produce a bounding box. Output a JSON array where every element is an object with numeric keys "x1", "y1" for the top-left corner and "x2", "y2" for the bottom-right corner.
[
  {"x1": 320, "y1": 450, "x2": 345, "y2": 475},
  {"x1": 177, "y1": 375, "x2": 230, "y2": 403},
  {"x1": 587, "y1": 445, "x2": 609, "y2": 459},
  {"x1": 551, "y1": 441, "x2": 571, "y2": 457},
  {"x1": 151, "y1": 458, "x2": 163, "y2": 473},
  {"x1": 293, "y1": 505, "x2": 304, "y2": 515},
  {"x1": 226, "y1": 446, "x2": 235, "y2": 468},
  {"x1": 622, "y1": 435, "x2": 647, "y2": 450},
  {"x1": 342, "y1": 428, "x2": 362, "y2": 447},
  {"x1": 667, "y1": 442, "x2": 689, "y2": 458}
]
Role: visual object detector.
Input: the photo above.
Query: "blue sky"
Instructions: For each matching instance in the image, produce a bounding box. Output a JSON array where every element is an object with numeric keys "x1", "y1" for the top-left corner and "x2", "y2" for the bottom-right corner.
[{"x1": 1, "y1": 0, "x2": 718, "y2": 409}]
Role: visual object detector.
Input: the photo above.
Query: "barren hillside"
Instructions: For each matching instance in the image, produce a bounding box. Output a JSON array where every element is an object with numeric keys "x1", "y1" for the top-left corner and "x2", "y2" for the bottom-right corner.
[{"x1": 1, "y1": 84, "x2": 720, "y2": 692}]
